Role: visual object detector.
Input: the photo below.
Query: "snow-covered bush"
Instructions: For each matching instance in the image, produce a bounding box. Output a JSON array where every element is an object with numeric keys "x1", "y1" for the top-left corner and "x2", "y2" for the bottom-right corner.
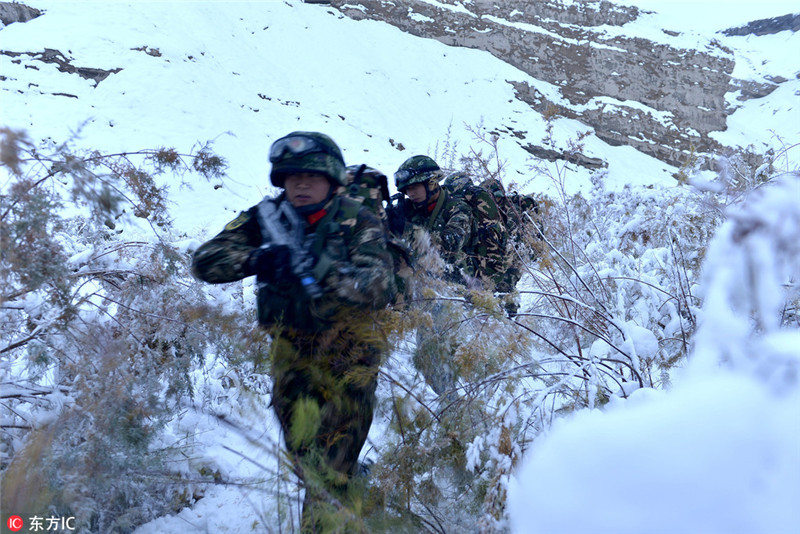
[
  {"x1": 383, "y1": 127, "x2": 782, "y2": 531},
  {"x1": 508, "y1": 158, "x2": 800, "y2": 534},
  {"x1": 0, "y1": 129, "x2": 254, "y2": 532},
  {"x1": 358, "y1": 128, "x2": 719, "y2": 531},
  {"x1": 358, "y1": 127, "x2": 796, "y2": 531},
  {"x1": 4, "y1": 121, "x2": 793, "y2": 533}
]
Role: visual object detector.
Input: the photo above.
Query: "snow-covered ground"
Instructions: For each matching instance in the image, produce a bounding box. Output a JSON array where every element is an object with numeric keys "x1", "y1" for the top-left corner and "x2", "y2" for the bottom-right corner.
[
  {"x1": 613, "y1": 0, "x2": 798, "y2": 35},
  {"x1": 2, "y1": 1, "x2": 798, "y2": 532}
]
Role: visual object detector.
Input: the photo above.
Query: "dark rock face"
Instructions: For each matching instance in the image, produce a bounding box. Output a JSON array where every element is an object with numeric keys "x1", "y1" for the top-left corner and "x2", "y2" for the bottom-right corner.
[
  {"x1": 522, "y1": 143, "x2": 608, "y2": 169},
  {"x1": 0, "y1": 2, "x2": 41, "y2": 26},
  {"x1": 325, "y1": 0, "x2": 757, "y2": 166},
  {"x1": 1, "y1": 49, "x2": 122, "y2": 86},
  {"x1": 722, "y1": 13, "x2": 800, "y2": 37},
  {"x1": 729, "y1": 78, "x2": 779, "y2": 101}
]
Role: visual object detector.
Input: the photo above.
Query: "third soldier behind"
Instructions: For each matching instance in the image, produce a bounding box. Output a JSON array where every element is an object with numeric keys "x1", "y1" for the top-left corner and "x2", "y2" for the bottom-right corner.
[
  {"x1": 192, "y1": 131, "x2": 395, "y2": 532},
  {"x1": 442, "y1": 171, "x2": 509, "y2": 291},
  {"x1": 481, "y1": 177, "x2": 541, "y2": 296}
]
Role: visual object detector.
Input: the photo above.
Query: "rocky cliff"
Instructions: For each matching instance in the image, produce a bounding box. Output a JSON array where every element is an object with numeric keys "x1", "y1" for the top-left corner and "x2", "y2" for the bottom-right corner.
[
  {"x1": 0, "y1": 1, "x2": 40, "y2": 26},
  {"x1": 326, "y1": 0, "x2": 792, "y2": 167}
]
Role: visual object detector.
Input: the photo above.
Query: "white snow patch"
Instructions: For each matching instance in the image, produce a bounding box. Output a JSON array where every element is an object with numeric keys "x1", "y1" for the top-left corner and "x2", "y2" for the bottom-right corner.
[
  {"x1": 408, "y1": 8, "x2": 434, "y2": 23},
  {"x1": 482, "y1": 14, "x2": 628, "y2": 53},
  {"x1": 511, "y1": 173, "x2": 800, "y2": 534},
  {"x1": 340, "y1": 3, "x2": 367, "y2": 13},
  {"x1": 712, "y1": 80, "x2": 800, "y2": 151},
  {"x1": 509, "y1": 373, "x2": 800, "y2": 534},
  {"x1": 609, "y1": 0, "x2": 800, "y2": 35},
  {"x1": 66, "y1": 245, "x2": 96, "y2": 267},
  {"x1": 575, "y1": 96, "x2": 676, "y2": 128},
  {"x1": 417, "y1": 0, "x2": 477, "y2": 18}
]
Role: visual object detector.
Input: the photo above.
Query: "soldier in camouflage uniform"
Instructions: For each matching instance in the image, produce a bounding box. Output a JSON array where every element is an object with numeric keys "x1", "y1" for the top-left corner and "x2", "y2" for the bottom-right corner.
[
  {"x1": 481, "y1": 177, "x2": 541, "y2": 294},
  {"x1": 391, "y1": 156, "x2": 472, "y2": 397},
  {"x1": 192, "y1": 132, "x2": 395, "y2": 531},
  {"x1": 393, "y1": 155, "x2": 471, "y2": 275},
  {"x1": 442, "y1": 171, "x2": 509, "y2": 291}
]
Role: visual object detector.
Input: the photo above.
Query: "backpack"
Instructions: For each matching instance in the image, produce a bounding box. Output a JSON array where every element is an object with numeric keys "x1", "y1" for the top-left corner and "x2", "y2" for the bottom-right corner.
[
  {"x1": 344, "y1": 164, "x2": 414, "y2": 303},
  {"x1": 442, "y1": 171, "x2": 506, "y2": 248},
  {"x1": 443, "y1": 171, "x2": 502, "y2": 220},
  {"x1": 480, "y1": 177, "x2": 542, "y2": 239}
]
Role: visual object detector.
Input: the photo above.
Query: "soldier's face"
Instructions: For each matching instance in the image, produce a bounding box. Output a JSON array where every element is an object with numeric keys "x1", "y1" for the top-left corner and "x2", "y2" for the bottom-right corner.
[
  {"x1": 284, "y1": 172, "x2": 331, "y2": 207},
  {"x1": 405, "y1": 182, "x2": 427, "y2": 204}
]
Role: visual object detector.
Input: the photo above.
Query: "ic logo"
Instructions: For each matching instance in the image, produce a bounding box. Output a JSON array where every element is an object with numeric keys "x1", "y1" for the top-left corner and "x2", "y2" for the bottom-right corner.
[{"x1": 7, "y1": 515, "x2": 24, "y2": 532}]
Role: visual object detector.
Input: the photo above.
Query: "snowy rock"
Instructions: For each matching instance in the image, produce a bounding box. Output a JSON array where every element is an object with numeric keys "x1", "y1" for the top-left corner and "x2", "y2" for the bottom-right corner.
[
  {"x1": 722, "y1": 12, "x2": 800, "y2": 36},
  {"x1": 0, "y1": 2, "x2": 41, "y2": 27}
]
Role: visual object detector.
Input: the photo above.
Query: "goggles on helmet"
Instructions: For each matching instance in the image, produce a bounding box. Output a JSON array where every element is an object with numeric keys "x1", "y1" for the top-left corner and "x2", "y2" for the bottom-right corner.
[
  {"x1": 269, "y1": 134, "x2": 342, "y2": 163},
  {"x1": 394, "y1": 165, "x2": 439, "y2": 184}
]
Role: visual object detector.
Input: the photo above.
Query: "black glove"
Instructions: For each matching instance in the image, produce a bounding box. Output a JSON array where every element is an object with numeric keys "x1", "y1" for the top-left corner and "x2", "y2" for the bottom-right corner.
[
  {"x1": 245, "y1": 244, "x2": 292, "y2": 284},
  {"x1": 386, "y1": 204, "x2": 406, "y2": 236},
  {"x1": 441, "y1": 232, "x2": 460, "y2": 252}
]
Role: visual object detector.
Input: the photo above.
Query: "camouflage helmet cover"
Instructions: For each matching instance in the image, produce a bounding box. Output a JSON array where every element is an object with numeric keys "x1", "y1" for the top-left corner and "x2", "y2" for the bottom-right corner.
[
  {"x1": 269, "y1": 131, "x2": 347, "y2": 188},
  {"x1": 481, "y1": 177, "x2": 507, "y2": 199},
  {"x1": 395, "y1": 155, "x2": 442, "y2": 191},
  {"x1": 443, "y1": 171, "x2": 473, "y2": 193}
]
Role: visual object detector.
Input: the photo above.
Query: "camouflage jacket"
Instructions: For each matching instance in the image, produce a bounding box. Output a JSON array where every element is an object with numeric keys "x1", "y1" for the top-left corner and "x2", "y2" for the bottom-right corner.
[
  {"x1": 404, "y1": 187, "x2": 471, "y2": 266},
  {"x1": 481, "y1": 178, "x2": 539, "y2": 242},
  {"x1": 444, "y1": 172, "x2": 508, "y2": 287},
  {"x1": 192, "y1": 194, "x2": 396, "y2": 332}
]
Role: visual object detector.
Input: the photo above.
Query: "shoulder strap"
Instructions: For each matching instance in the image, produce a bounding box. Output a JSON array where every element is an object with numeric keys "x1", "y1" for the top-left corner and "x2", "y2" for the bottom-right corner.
[
  {"x1": 310, "y1": 195, "x2": 343, "y2": 259},
  {"x1": 427, "y1": 189, "x2": 447, "y2": 229},
  {"x1": 337, "y1": 195, "x2": 362, "y2": 222}
]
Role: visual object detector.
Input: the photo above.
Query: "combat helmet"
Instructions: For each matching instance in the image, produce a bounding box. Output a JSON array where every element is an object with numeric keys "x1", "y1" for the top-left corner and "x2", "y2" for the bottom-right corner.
[
  {"x1": 269, "y1": 131, "x2": 347, "y2": 188},
  {"x1": 481, "y1": 177, "x2": 506, "y2": 200},
  {"x1": 443, "y1": 171, "x2": 472, "y2": 193},
  {"x1": 394, "y1": 155, "x2": 442, "y2": 193}
]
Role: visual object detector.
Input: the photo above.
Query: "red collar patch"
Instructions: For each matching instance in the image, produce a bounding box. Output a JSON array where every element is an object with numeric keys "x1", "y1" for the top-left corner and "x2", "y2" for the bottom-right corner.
[{"x1": 306, "y1": 208, "x2": 327, "y2": 226}]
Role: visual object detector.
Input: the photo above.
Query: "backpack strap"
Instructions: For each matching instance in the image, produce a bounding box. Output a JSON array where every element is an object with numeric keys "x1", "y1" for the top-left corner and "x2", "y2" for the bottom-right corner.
[
  {"x1": 308, "y1": 196, "x2": 363, "y2": 282},
  {"x1": 427, "y1": 188, "x2": 448, "y2": 230},
  {"x1": 336, "y1": 196, "x2": 362, "y2": 231},
  {"x1": 347, "y1": 164, "x2": 367, "y2": 198}
]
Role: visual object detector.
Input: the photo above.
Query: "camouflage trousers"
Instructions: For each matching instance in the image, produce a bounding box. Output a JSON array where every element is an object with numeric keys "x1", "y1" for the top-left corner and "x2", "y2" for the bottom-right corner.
[
  {"x1": 498, "y1": 264, "x2": 522, "y2": 294},
  {"x1": 499, "y1": 235, "x2": 532, "y2": 293},
  {"x1": 414, "y1": 299, "x2": 461, "y2": 398},
  {"x1": 269, "y1": 320, "x2": 386, "y2": 532}
]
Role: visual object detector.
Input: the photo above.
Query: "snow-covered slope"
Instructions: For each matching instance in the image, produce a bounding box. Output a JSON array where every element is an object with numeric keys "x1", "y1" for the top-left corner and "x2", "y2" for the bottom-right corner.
[
  {"x1": 3, "y1": 2, "x2": 797, "y2": 235},
  {"x1": 327, "y1": 0, "x2": 799, "y2": 168},
  {"x1": 509, "y1": 172, "x2": 800, "y2": 534},
  {"x1": 0, "y1": 0, "x2": 681, "y2": 238}
]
